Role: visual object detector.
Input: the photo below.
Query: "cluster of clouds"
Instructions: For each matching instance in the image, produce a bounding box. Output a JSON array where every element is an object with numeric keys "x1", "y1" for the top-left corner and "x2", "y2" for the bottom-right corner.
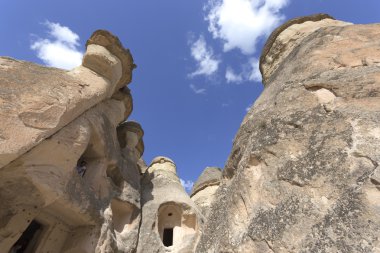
[
  {"x1": 189, "y1": 0, "x2": 289, "y2": 93},
  {"x1": 30, "y1": 0, "x2": 289, "y2": 90},
  {"x1": 31, "y1": 21, "x2": 83, "y2": 70}
]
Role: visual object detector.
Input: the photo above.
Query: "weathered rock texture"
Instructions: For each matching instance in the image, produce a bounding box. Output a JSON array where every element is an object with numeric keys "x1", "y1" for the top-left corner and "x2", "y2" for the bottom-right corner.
[
  {"x1": 197, "y1": 15, "x2": 380, "y2": 253},
  {"x1": 0, "y1": 30, "x2": 143, "y2": 253},
  {"x1": 0, "y1": 30, "x2": 135, "y2": 169},
  {"x1": 0, "y1": 28, "x2": 201, "y2": 253},
  {"x1": 138, "y1": 157, "x2": 201, "y2": 253}
]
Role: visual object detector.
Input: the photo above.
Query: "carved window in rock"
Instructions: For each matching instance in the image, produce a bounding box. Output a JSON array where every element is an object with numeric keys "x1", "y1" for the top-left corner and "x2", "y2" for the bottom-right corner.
[
  {"x1": 157, "y1": 204, "x2": 183, "y2": 248},
  {"x1": 9, "y1": 220, "x2": 43, "y2": 253}
]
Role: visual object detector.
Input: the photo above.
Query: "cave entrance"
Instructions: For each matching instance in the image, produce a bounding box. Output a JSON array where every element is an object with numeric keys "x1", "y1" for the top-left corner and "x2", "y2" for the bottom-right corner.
[
  {"x1": 163, "y1": 228, "x2": 173, "y2": 247},
  {"x1": 9, "y1": 220, "x2": 43, "y2": 253},
  {"x1": 158, "y1": 204, "x2": 181, "y2": 248}
]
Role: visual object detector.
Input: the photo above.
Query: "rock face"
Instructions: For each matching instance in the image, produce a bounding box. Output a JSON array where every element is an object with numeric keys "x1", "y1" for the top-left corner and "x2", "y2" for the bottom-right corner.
[
  {"x1": 197, "y1": 14, "x2": 380, "y2": 252},
  {"x1": 138, "y1": 157, "x2": 201, "y2": 253},
  {"x1": 0, "y1": 30, "x2": 143, "y2": 253},
  {"x1": 0, "y1": 30, "x2": 135, "y2": 169}
]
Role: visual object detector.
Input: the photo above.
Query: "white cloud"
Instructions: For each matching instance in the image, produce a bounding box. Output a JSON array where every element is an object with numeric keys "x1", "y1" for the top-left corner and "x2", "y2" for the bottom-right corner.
[
  {"x1": 189, "y1": 84, "x2": 207, "y2": 95},
  {"x1": 225, "y1": 67, "x2": 243, "y2": 83},
  {"x1": 31, "y1": 21, "x2": 83, "y2": 70},
  {"x1": 180, "y1": 179, "x2": 194, "y2": 193},
  {"x1": 189, "y1": 35, "x2": 220, "y2": 77},
  {"x1": 205, "y1": 0, "x2": 289, "y2": 55},
  {"x1": 225, "y1": 58, "x2": 262, "y2": 83}
]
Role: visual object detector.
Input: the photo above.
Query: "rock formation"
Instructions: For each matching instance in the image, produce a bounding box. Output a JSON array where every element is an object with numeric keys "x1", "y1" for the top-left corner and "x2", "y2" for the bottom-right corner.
[
  {"x1": 197, "y1": 14, "x2": 380, "y2": 252},
  {"x1": 0, "y1": 27, "x2": 203, "y2": 252},
  {"x1": 0, "y1": 30, "x2": 134, "y2": 169},
  {"x1": 138, "y1": 157, "x2": 201, "y2": 253},
  {"x1": 0, "y1": 30, "x2": 143, "y2": 253},
  {"x1": 190, "y1": 167, "x2": 222, "y2": 218},
  {"x1": 1, "y1": 13, "x2": 379, "y2": 253}
]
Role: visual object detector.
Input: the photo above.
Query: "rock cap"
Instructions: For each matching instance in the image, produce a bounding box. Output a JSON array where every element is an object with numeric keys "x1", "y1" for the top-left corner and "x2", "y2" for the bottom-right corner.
[
  {"x1": 120, "y1": 121, "x2": 144, "y2": 139},
  {"x1": 117, "y1": 121, "x2": 144, "y2": 155},
  {"x1": 259, "y1": 13, "x2": 335, "y2": 85},
  {"x1": 112, "y1": 86, "x2": 133, "y2": 118},
  {"x1": 86, "y1": 30, "x2": 136, "y2": 88},
  {"x1": 191, "y1": 167, "x2": 222, "y2": 196},
  {"x1": 147, "y1": 156, "x2": 177, "y2": 175},
  {"x1": 149, "y1": 156, "x2": 176, "y2": 167}
]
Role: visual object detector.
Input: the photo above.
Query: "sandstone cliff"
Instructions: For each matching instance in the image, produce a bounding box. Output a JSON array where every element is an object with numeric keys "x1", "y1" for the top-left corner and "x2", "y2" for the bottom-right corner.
[{"x1": 197, "y1": 14, "x2": 380, "y2": 253}]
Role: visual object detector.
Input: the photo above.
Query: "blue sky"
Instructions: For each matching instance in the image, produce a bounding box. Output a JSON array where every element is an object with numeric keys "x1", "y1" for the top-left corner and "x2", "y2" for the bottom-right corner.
[{"x1": 1, "y1": 0, "x2": 380, "y2": 191}]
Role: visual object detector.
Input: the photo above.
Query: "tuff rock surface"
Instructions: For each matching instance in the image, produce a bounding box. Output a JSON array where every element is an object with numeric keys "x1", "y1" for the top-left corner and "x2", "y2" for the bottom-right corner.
[
  {"x1": 0, "y1": 30, "x2": 135, "y2": 169},
  {"x1": 197, "y1": 14, "x2": 380, "y2": 253},
  {"x1": 138, "y1": 157, "x2": 201, "y2": 253},
  {"x1": 0, "y1": 30, "x2": 143, "y2": 253}
]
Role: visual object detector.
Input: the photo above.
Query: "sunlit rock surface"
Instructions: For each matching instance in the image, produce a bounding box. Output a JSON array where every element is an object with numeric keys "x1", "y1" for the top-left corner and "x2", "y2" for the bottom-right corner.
[
  {"x1": 0, "y1": 30, "x2": 141, "y2": 253},
  {"x1": 137, "y1": 157, "x2": 202, "y2": 253},
  {"x1": 196, "y1": 14, "x2": 380, "y2": 253}
]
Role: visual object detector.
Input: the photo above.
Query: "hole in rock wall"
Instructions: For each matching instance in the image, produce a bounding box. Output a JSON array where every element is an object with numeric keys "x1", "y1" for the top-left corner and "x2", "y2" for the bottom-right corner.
[
  {"x1": 9, "y1": 220, "x2": 43, "y2": 253},
  {"x1": 77, "y1": 142, "x2": 101, "y2": 181},
  {"x1": 163, "y1": 228, "x2": 173, "y2": 247},
  {"x1": 76, "y1": 159, "x2": 87, "y2": 177}
]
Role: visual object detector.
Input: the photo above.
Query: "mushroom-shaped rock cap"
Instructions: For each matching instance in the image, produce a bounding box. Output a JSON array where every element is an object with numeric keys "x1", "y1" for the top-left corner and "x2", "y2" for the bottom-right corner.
[
  {"x1": 259, "y1": 13, "x2": 335, "y2": 85},
  {"x1": 150, "y1": 156, "x2": 176, "y2": 167},
  {"x1": 191, "y1": 167, "x2": 222, "y2": 196},
  {"x1": 148, "y1": 156, "x2": 177, "y2": 174},
  {"x1": 112, "y1": 86, "x2": 133, "y2": 118},
  {"x1": 121, "y1": 121, "x2": 144, "y2": 138},
  {"x1": 117, "y1": 120, "x2": 144, "y2": 149},
  {"x1": 86, "y1": 30, "x2": 136, "y2": 89}
]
